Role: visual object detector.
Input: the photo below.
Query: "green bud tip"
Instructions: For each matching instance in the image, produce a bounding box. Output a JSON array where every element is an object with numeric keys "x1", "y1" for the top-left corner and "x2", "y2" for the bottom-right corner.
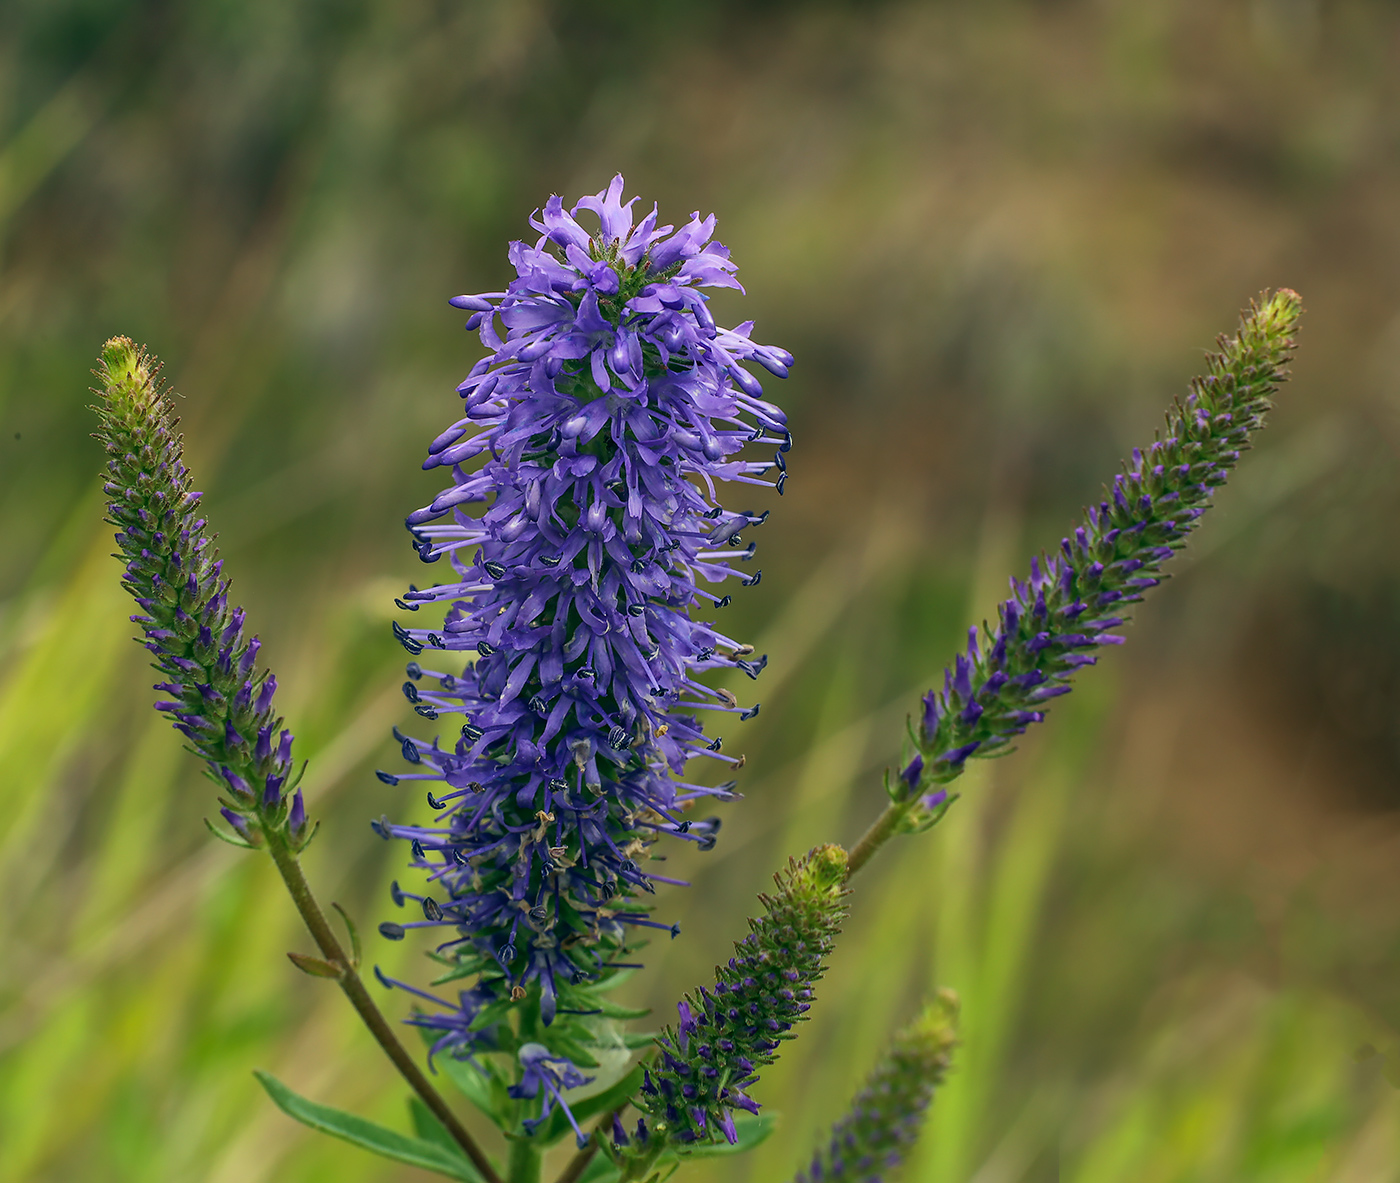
[
  {"x1": 98, "y1": 335, "x2": 157, "y2": 409},
  {"x1": 799, "y1": 843, "x2": 849, "y2": 894},
  {"x1": 910, "y1": 988, "x2": 960, "y2": 1048}
]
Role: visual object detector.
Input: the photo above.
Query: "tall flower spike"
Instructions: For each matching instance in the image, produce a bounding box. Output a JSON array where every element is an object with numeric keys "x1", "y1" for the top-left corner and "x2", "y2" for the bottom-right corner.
[
  {"x1": 379, "y1": 176, "x2": 791, "y2": 1037},
  {"x1": 791, "y1": 991, "x2": 959, "y2": 1183},
  {"x1": 632, "y1": 845, "x2": 849, "y2": 1152},
  {"x1": 93, "y1": 337, "x2": 306, "y2": 848},
  {"x1": 902, "y1": 290, "x2": 1301, "y2": 803}
]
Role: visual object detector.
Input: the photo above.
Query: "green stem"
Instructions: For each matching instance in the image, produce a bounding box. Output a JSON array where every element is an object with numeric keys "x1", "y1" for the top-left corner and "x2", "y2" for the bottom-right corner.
[
  {"x1": 507, "y1": 1137, "x2": 543, "y2": 1183},
  {"x1": 845, "y1": 800, "x2": 913, "y2": 879},
  {"x1": 262, "y1": 829, "x2": 505, "y2": 1183}
]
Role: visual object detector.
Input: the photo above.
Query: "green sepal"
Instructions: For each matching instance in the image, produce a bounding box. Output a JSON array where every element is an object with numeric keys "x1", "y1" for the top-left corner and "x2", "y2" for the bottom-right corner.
[
  {"x1": 683, "y1": 1113, "x2": 777, "y2": 1157},
  {"x1": 286, "y1": 951, "x2": 342, "y2": 979},
  {"x1": 900, "y1": 793, "x2": 960, "y2": 835},
  {"x1": 533, "y1": 1064, "x2": 645, "y2": 1147},
  {"x1": 203, "y1": 816, "x2": 257, "y2": 849},
  {"x1": 437, "y1": 1054, "x2": 514, "y2": 1131},
  {"x1": 621, "y1": 1032, "x2": 657, "y2": 1050},
  {"x1": 253, "y1": 1070, "x2": 484, "y2": 1181},
  {"x1": 330, "y1": 901, "x2": 361, "y2": 968},
  {"x1": 593, "y1": 997, "x2": 651, "y2": 1020}
]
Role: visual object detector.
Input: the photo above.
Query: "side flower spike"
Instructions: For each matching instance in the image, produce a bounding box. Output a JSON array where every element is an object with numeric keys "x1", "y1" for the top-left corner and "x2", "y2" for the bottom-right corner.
[
  {"x1": 791, "y1": 991, "x2": 959, "y2": 1183},
  {"x1": 92, "y1": 337, "x2": 307, "y2": 848},
  {"x1": 900, "y1": 289, "x2": 1302, "y2": 809},
  {"x1": 631, "y1": 845, "x2": 849, "y2": 1154}
]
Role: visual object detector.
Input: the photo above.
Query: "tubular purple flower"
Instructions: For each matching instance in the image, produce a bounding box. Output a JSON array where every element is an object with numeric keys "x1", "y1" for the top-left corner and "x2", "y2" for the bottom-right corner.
[
  {"x1": 509, "y1": 1043, "x2": 596, "y2": 1148},
  {"x1": 379, "y1": 178, "x2": 790, "y2": 1045}
]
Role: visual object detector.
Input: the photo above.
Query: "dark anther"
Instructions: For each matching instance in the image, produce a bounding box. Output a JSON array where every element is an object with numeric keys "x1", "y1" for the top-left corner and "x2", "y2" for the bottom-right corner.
[
  {"x1": 426, "y1": 791, "x2": 445, "y2": 810},
  {"x1": 780, "y1": 430, "x2": 793, "y2": 453},
  {"x1": 392, "y1": 620, "x2": 424, "y2": 655},
  {"x1": 414, "y1": 704, "x2": 439, "y2": 719},
  {"x1": 467, "y1": 781, "x2": 485, "y2": 793},
  {"x1": 371, "y1": 816, "x2": 392, "y2": 838},
  {"x1": 630, "y1": 558, "x2": 647, "y2": 574},
  {"x1": 696, "y1": 646, "x2": 715, "y2": 661},
  {"x1": 378, "y1": 922, "x2": 406, "y2": 940},
  {"x1": 394, "y1": 598, "x2": 420, "y2": 611},
  {"x1": 375, "y1": 769, "x2": 400, "y2": 785},
  {"x1": 405, "y1": 661, "x2": 423, "y2": 680},
  {"x1": 401, "y1": 736, "x2": 421, "y2": 762},
  {"x1": 628, "y1": 603, "x2": 646, "y2": 617},
  {"x1": 706, "y1": 505, "x2": 724, "y2": 519},
  {"x1": 452, "y1": 846, "x2": 470, "y2": 864},
  {"x1": 773, "y1": 450, "x2": 786, "y2": 473},
  {"x1": 609, "y1": 725, "x2": 630, "y2": 749},
  {"x1": 411, "y1": 839, "x2": 426, "y2": 859},
  {"x1": 707, "y1": 736, "x2": 723, "y2": 751},
  {"x1": 740, "y1": 703, "x2": 761, "y2": 721},
  {"x1": 529, "y1": 905, "x2": 549, "y2": 921},
  {"x1": 540, "y1": 554, "x2": 561, "y2": 567},
  {"x1": 417, "y1": 541, "x2": 441, "y2": 563},
  {"x1": 716, "y1": 595, "x2": 732, "y2": 608},
  {"x1": 549, "y1": 778, "x2": 568, "y2": 792},
  {"x1": 422, "y1": 897, "x2": 443, "y2": 921},
  {"x1": 483, "y1": 560, "x2": 506, "y2": 579},
  {"x1": 428, "y1": 633, "x2": 443, "y2": 648},
  {"x1": 743, "y1": 570, "x2": 762, "y2": 587},
  {"x1": 528, "y1": 695, "x2": 546, "y2": 714},
  {"x1": 477, "y1": 641, "x2": 495, "y2": 656},
  {"x1": 390, "y1": 880, "x2": 405, "y2": 907},
  {"x1": 776, "y1": 472, "x2": 787, "y2": 495}
]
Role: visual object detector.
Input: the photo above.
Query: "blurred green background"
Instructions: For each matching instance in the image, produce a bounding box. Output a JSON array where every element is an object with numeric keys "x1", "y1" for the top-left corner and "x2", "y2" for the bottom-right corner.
[{"x1": 4, "y1": 1, "x2": 1400, "y2": 1179}]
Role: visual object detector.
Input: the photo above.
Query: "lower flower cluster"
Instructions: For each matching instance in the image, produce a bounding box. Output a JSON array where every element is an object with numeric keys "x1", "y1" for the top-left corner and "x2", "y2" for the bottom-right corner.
[
  {"x1": 631, "y1": 845, "x2": 849, "y2": 1148},
  {"x1": 792, "y1": 992, "x2": 959, "y2": 1183}
]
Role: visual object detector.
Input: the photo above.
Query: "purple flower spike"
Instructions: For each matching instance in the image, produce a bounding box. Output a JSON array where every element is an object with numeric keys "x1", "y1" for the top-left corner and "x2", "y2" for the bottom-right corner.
[
  {"x1": 791, "y1": 992, "x2": 959, "y2": 1183},
  {"x1": 94, "y1": 338, "x2": 306, "y2": 849},
  {"x1": 900, "y1": 291, "x2": 1302, "y2": 805},
  {"x1": 382, "y1": 178, "x2": 791, "y2": 1028}
]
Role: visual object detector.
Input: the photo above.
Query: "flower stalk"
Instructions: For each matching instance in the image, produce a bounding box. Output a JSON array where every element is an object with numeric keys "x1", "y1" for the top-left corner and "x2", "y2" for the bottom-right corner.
[{"x1": 93, "y1": 338, "x2": 504, "y2": 1183}]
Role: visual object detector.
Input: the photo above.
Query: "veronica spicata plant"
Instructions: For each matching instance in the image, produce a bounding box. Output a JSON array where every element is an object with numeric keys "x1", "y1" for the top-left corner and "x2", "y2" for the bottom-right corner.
[{"x1": 93, "y1": 171, "x2": 1300, "y2": 1183}]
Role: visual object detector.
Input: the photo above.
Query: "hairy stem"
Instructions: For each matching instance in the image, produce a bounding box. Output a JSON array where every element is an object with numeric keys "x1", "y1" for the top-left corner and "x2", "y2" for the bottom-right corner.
[
  {"x1": 507, "y1": 1138, "x2": 543, "y2": 1183},
  {"x1": 262, "y1": 830, "x2": 504, "y2": 1183},
  {"x1": 845, "y1": 801, "x2": 912, "y2": 879}
]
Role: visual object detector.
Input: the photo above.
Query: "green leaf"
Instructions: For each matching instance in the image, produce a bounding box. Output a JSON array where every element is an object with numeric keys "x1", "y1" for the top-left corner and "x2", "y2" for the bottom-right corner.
[
  {"x1": 438, "y1": 1055, "x2": 513, "y2": 1131},
  {"x1": 409, "y1": 1095, "x2": 464, "y2": 1155},
  {"x1": 286, "y1": 951, "x2": 342, "y2": 978},
  {"x1": 683, "y1": 1114, "x2": 778, "y2": 1157},
  {"x1": 578, "y1": 1154, "x2": 623, "y2": 1183},
  {"x1": 254, "y1": 1070, "x2": 484, "y2": 1181},
  {"x1": 592, "y1": 997, "x2": 651, "y2": 1020}
]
